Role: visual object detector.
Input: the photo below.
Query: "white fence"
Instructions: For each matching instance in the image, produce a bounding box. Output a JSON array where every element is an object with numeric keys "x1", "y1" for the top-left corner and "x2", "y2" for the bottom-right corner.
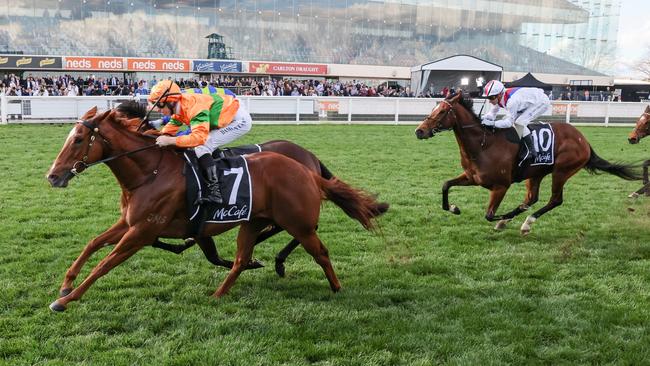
[{"x1": 0, "y1": 95, "x2": 646, "y2": 126}]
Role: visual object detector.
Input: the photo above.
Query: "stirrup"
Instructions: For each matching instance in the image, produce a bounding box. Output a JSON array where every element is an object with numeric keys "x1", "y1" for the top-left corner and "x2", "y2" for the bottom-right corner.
[{"x1": 203, "y1": 183, "x2": 224, "y2": 204}]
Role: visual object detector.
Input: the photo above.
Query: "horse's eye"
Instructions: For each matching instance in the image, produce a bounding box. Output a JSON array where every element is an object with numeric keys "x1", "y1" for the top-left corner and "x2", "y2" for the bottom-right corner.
[{"x1": 74, "y1": 137, "x2": 83, "y2": 144}]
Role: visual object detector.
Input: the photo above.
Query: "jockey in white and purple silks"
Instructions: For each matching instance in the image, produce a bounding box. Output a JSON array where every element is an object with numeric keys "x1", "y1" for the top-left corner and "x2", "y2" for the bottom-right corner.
[{"x1": 481, "y1": 80, "x2": 551, "y2": 160}]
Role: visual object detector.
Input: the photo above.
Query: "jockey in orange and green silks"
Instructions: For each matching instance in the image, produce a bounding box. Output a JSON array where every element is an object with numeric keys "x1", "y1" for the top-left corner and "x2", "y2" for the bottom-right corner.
[{"x1": 149, "y1": 80, "x2": 252, "y2": 205}]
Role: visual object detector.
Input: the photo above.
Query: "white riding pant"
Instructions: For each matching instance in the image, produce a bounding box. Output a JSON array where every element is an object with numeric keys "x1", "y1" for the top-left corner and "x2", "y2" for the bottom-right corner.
[
  {"x1": 195, "y1": 105, "x2": 252, "y2": 158},
  {"x1": 513, "y1": 102, "x2": 550, "y2": 138}
]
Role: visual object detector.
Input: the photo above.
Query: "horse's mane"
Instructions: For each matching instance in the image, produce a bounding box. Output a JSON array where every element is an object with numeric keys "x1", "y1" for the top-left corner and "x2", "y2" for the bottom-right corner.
[
  {"x1": 446, "y1": 92, "x2": 480, "y2": 122},
  {"x1": 114, "y1": 100, "x2": 154, "y2": 132},
  {"x1": 116, "y1": 100, "x2": 147, "y2": 120}
]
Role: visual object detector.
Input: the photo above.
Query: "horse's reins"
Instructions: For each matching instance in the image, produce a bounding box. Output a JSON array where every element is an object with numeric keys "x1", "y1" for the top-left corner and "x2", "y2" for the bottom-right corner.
[
  {"x1": 71, "y1": 119, "x2": 160, "y2": 183},
  {"x1": 433, "y1": 100, "x2": 480, "y2": 132},
  {"x1": 430, "y1": 99, "x2": 492, "y2": 150}
]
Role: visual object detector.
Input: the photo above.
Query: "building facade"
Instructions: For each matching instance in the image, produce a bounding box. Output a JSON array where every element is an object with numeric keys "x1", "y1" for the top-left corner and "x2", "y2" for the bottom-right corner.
[
  {"x1": 521, "y1": 0, "x2": 621, "y2": 73},
  {"x1": 0, "y1": 0, "x2": 607, "y2": 76}
]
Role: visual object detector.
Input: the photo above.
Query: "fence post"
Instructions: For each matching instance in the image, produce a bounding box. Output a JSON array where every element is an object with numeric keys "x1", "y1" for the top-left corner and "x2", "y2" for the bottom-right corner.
[
  {"x1": 394, "y1": 98, "x2": 399, "y2": 124},
  {"x1": 347, "y1": 98, "x2": 352, "y2": 124},
  {"x1": 565, "y1": 102, "x2": 571, "y2": 124},
  {"x1": 1, "y1": 95, "x2": 7, "y2": 124},
  {"x1": 604, "y1": 102, "x2": 610, "y2": 127},
  {"x1": 296, "y1": 97, "x2": 300, "y2": 124}
]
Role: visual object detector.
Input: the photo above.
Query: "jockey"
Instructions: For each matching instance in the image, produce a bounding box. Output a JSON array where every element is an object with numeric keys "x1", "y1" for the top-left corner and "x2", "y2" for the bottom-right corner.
[
  {"x1": 481, "y1": 80, "x2": 551, "y2": 160},
  {"x1": 149, "y1": 80, "x2": 252, "y2": 205}
]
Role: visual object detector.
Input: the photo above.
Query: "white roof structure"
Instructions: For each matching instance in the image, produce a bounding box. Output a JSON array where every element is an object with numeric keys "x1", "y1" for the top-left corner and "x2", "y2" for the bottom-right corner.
[
  {"x1": 410, "y1": 55, "x2": 503, "y2": 97},
  {"x1": 411, "y1": 55, "x2": 503, "y2": 73}
]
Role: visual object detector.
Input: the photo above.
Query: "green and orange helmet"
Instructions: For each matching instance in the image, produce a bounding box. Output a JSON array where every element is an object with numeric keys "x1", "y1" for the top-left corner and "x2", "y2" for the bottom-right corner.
[{"x1": 147, "y1": 80, "x2": 182, "y2": 106}]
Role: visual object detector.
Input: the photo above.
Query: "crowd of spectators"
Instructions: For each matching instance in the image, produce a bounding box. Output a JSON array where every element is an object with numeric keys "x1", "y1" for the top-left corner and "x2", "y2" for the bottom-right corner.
[
  {"x1": 238, "y1": 78, "x2": 412, "y2": 97},
  {"x1": 0, "y1": 73, "x2": 148, "y2": 97},
  {"x1": 0, "y1": 73, "x2": 627, "y2": 101},
  {"x1": 0, "y1": 74, "x2": 413, "y2": 98}
]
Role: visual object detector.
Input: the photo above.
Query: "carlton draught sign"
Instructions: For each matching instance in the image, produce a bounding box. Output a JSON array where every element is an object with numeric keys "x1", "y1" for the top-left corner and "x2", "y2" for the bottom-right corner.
[{"x1": 249, "y1": 62, "x2": 327, "y2": 75}]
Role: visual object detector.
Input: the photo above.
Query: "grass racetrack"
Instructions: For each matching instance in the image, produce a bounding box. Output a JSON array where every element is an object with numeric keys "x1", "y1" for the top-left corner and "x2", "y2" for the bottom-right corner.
[{"x1": 1, "y1": 123, "x2": 650, "y2": 365}]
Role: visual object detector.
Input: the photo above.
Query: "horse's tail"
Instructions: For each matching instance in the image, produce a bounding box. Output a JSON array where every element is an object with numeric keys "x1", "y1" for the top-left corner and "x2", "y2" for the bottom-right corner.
[
  {"x1": 584, "y1": 145, "x2": 642, "y2": 181},
  {"x1": 319, "y1": 160, "x2": 334, "y2": 180},
  {"x1": 318, "y1": 176, "x2": 389, "y2": 231}
]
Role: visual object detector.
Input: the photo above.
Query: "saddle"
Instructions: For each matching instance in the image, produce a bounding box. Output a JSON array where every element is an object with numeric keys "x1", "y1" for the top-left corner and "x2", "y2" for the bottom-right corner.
[
  {"x1": 182, "y1": 149, "x2": 255, "y2": 236},
  {"x1": 504, "y1": 122, "x2": 556, "y2": 181}
]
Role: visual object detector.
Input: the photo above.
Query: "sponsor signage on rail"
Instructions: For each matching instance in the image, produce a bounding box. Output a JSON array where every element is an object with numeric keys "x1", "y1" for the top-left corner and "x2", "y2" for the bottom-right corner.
[
  {"x1": 318, "y1": 100, "x2": 340, "y2": 112},
  {"x1": 0, "y1": 55, "x2": 62, "y2": 69},
  {"x1": 552, "y1": 103, "x2": 578, "y2": 116},
  {"x1": 64, "y1": 56, "x2": 126, "y2": 71},
  {"x1": 193, "y1": 60, "x2": 243, "y2": 73},
  {"x1": 126, "y1": 58, "x2": 191, "y2": 72},
  {"x1": 249, "y1": 62, "x2": 327, "y2": 75}
]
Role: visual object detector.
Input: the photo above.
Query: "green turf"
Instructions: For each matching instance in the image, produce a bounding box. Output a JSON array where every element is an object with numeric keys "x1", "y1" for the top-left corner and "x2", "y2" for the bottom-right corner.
[{"x1": 1, "y1": 123, "x2": 649, "y2": 365}]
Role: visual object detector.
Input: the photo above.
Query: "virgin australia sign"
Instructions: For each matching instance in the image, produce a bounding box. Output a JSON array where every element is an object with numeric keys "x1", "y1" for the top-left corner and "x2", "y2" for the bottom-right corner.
[{"x1": 193, "y1": 60, "x2": 242, "y2": 73}]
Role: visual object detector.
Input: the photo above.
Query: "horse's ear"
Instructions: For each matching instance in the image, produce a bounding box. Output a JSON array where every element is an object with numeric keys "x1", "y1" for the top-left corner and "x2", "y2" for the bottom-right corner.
[
  {"x1": 646, "y1": 105, "x2": 650, "y2": 112},
  {"x1": 450, "y1": 92, "x2": 462, "y2": 103},
  {"x1": 81, "y1": 106, "x2": 98, "y2": 120},
  {"x1": 124, "y1": 117, "x2": 142, "y2": 132}
]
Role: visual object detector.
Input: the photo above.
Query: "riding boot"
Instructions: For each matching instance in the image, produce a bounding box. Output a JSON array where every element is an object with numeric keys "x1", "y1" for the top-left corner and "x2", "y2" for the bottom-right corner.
[
  {"x1": 522, "y1": 134, "x2": 538, "y2": 161},
  {"x1": 198, "y1": 154, "x2": 224, "y2": 205}
]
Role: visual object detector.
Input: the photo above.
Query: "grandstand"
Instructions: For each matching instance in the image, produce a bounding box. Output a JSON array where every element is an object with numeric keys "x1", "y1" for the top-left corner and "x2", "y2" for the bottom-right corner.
[{"x1": 0, "y1": 0, "x2": 609, "y2": 77}]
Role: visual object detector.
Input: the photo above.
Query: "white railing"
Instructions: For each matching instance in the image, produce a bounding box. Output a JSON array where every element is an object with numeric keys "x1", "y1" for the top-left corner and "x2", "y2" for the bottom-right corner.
[{"x1": 0, "y1": 95, "x2": 646, "y2": 126}]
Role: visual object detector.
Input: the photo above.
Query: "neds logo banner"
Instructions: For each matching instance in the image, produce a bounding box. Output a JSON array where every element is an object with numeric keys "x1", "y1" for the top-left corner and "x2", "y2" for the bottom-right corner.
[
  {"x1": 127, "y1": 58, "x2": 191, "y2": 71},
  {"x1": 64, "y1": 57, "x2": 126, "y2": 70}
]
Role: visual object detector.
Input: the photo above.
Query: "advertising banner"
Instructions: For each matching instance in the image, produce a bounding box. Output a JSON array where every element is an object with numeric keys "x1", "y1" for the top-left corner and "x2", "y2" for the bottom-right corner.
[
  {"x1": 552, "y1": 103, "x2": 578, "y2": 116},
  {"x1": 127, "y1": 58, "x2": 191, "y2": 72},
  {"x1": 0, "y1": 55, "x2": 62, "y2": 69},
  {"x1": 249, "y1": 62, "x2": 327, "y2": 75},
  {"x1": 193, "y1": 60, "x2": 242, "y2": 73},
  {"x1": 318, "y1": 100, "x2": 340, "y2": 112},
  {"x1": 64, "y1": 56, "x2": 126, "y2": 71}
]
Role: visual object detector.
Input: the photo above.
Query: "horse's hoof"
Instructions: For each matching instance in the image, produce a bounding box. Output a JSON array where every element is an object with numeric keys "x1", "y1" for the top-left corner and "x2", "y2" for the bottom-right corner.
[
  {"x1": 628, "y1": 192, "x2": 640, "y2": 199},
  {"x1": 520, "y1": 215, "x2": 536, "y2": 236},
  {"x1": 494, "y1": 219, "x2": 511, "y2": 231},
  {"x1": 246, "y1": 259, "x2": 264, "y2": 269},
  {"x1": 49, "y1": 301, "x2": 66, "y2": 312},
  {"x1": 275, "y1": 260, "x2": 286, "y2": 278},
  {"x1": 449, "y1": 205, "x2": 461, "y2": 215},
  {"x1": 59, "y1": 288, "x2": 72, "y2": 298}
]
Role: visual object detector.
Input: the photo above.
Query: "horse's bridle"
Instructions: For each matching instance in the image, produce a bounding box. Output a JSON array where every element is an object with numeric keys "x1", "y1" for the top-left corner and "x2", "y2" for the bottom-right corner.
[
  {"x1": 71, "y1": 119, "x2": 110, "y2": 175},
  {"x1": 71, "y1": 119, "x2": 159, "y2": 178},
  {"x1": 428, "y1": 100, "x2": 478, "y2": 133}
]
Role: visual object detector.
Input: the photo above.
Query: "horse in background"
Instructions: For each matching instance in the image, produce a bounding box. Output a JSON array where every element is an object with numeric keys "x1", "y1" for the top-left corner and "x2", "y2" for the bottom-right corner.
[
  {"x1": 46, "y1": 107, "x2": 388, "y2": 311},
  {"x1": 627, "y1": 105, "x2": 650, "y2": 198},
  {"x1": 415, "y1": 92, "x2": 641, "y2": 235}
]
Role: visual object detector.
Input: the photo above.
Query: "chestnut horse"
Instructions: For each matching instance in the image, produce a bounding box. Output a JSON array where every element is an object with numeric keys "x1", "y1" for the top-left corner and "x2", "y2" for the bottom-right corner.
[
  {"x1": 415, "y1": 92, "x2": 641, "y2": 235},
  {"x1": 627, "y1": 104, "x2": 650, "y2": 197},
  {"x1": 109, "y1": 101, "x2": 333, "y2": 276},
  {"x1": 46, "y1": 109, "x2": 388, "y2": 311}
]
